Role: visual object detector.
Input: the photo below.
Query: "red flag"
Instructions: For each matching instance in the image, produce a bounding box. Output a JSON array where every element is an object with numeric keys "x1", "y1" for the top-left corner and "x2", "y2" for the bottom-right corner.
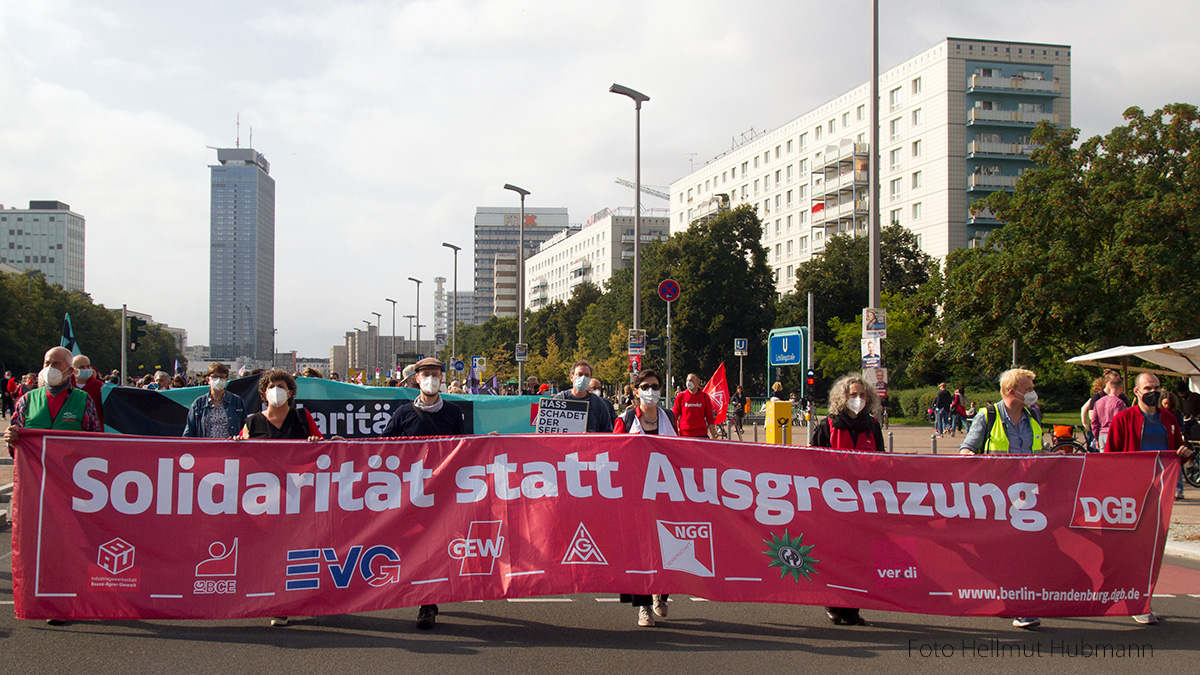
[
  {"x1": 811, "y1": 201, "x2": 825, "y2": 214},
  {"x1": 703, "y1": 362, "x2": 729, "y2": 424}
]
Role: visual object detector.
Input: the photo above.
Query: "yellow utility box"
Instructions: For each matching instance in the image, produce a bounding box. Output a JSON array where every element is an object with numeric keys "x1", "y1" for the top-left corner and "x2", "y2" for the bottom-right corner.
[{"x1": 765, "y1": 400, "x2": 792, "y2": 445}]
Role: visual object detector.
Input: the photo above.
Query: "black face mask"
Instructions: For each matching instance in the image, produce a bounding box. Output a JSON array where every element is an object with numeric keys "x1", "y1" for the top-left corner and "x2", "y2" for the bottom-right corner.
[{"x1": 1141, "y1": 390, "x2": 1161, "y2": 408}]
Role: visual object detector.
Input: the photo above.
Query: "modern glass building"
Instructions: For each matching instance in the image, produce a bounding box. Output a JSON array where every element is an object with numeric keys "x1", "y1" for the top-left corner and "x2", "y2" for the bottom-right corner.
[
  {"x1": 209, "y1": 148, "x2": 275, "y2": 361},
  {"x1": 0, "y1": 200, "x2": 85, "y2": 291},
  {"x1": 472, "y1": 206, "x2": 570, "y2": 323}
]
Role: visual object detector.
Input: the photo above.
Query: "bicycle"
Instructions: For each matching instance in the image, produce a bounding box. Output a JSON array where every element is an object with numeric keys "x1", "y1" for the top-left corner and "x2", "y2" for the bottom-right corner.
[
  {"x1": 1184, "y1": 440, "x2": 1200, "y2": 488},
  {"x1": 1042, "y1": 424, "x2": 1089, "y2": 454}
]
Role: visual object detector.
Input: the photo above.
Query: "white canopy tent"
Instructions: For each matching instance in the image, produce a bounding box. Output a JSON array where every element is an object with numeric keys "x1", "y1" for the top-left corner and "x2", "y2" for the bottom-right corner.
[{"x1": 1067, "y1": 338, "x2": 1200, "y2": 393}]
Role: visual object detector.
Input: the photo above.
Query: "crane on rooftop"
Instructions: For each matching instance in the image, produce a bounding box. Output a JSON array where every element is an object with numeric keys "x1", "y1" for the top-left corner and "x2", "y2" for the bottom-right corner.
[{"x1": 615, "y1": 178, "x2": 669, "y2": 201}]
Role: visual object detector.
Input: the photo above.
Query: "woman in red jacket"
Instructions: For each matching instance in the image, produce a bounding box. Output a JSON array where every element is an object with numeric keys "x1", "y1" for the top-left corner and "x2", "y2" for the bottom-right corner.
[{"x1": 811, "y1": 373, "x2": 885, "y2": 626}]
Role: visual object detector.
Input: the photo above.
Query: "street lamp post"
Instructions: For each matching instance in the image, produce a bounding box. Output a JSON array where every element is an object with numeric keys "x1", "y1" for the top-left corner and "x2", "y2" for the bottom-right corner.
[
  {"x1": 272, "y1": 328, "x2": 278, "y2": 368},
  {"x1": 609, "y1": 83, "x2": 649, "y2": 331},
  {"x1": 385, "y1": 298, "x2": 398, "y2": 376},
  {"x1": 503, "y1": 183, "x2": 530, "y2": 386},
  {"x1": 371, "y1": 311, "x2": 382, "y2": 377},
  {"x1": 408, "y1": 277, "x2": 423, "y2": 357},
  {"x1": 404, "y1": 314, "x2": 415, "y2": 342},
  {"x1": 362, "y1": 320, "x2": 373, "y2": 383},
  {"x1": 442, "y1": 242, "x2": 461, "y2": 363}
]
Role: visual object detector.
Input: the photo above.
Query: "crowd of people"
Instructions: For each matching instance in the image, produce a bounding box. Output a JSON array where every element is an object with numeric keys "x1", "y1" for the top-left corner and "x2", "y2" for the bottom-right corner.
[{"x1": 3, "y1": 345, "x2": 1197, "y2": 631}]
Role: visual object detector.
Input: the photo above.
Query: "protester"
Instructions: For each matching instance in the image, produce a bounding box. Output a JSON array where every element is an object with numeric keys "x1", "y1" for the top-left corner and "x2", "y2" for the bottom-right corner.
[
  {"x1": 612, "y1": 368, "x2": 676, "y2": 625},
  {"x1": 811, "y1": 373, "x2": 885, "y2": 626},
  {"x1": 448, "y1": 379, "x2": 464, "y2": 394},
  {"x1": 300, "y1": 367, "x2": 323, "y2": 379},
  {"x1": 153, "y1": 370, "x2": 172, "y2": 390},
  {"x1": 932, "y1": 382, "x2": 952, "y2": 438},
  {"x1": 673, "y1": 373, "x2": 717, "y2": 438},
  {"x1": 958, "y1": 367, "x2": 1043, "y2": 629},
  {"x1": 1160, "y1": 391, "x2": 1187, "y2": 500},
  {"x1": 950, "y1": 386, "x2": 968, "y2": 435},
  {"x1": 1105, "y1": 372, "x2": 1194, "y2": 623},
  {"x1": 379, "y1": 357, "x2": 465, "y2": 630},
  {"x1": 68, "y1": 354, "x2": 104, "y2": 429},
  {"x1": 553, "y1": 360, "x2": 615, "y2": 433},
  {"x1": 523, "y1": 376, "x2": 539, "y2": 396},
  {"x1": 2, "y1": 370, "x2": 16, "y2": 419},
  {"x1": 730, "y1": 384, "x2": 748, "y2": 435},
  {"x1": 183, "y1": 363, "x2": 247, "y2": 438},
  {"x1": 769, "y1": 381, "x2": 783, "y2": 401},
  {"x1": 1091, "y1": 377, "x2": 1127, "y2": 452}
]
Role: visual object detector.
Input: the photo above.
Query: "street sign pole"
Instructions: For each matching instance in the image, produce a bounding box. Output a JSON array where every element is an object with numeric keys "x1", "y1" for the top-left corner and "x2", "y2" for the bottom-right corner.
[
  {"x1": 656, "y1": 279, "x2": 681, "y2": 401},
  {"x1": 666, "y1": 300, "x2": 672, "y2": 403}
]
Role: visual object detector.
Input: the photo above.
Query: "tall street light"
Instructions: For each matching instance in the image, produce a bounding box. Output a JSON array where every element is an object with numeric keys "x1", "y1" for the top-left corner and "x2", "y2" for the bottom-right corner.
[
  {"x1": 442, "y1": 242, "x2": 461, "y2": 364},
  {"x1": 362, "y1": 320, "x2": 373, "y2": 382},
  {"x1": 404, "y1": 314, "x2": 415, "y2": 342},
  {"x1": 384, "y1": 298, "x2": 398, "y2": 375},
  {"x1": 371, "y1": 311, "x2": 382, "y2": 375},
  {"x1": 503, "y1": 183, "x2": 530, "y2": 386},
  {"x1": 609, "y1": 83, "x2": 649, "y2": 331},
  {"x1": 408, "y1": 277, "x2": 423, "y2": 357}
]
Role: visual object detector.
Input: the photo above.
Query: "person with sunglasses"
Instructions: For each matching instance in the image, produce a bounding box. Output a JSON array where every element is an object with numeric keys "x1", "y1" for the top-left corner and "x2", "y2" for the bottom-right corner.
[{"x1": 612, "y1": 369, "x2": 677, "y2": 625}]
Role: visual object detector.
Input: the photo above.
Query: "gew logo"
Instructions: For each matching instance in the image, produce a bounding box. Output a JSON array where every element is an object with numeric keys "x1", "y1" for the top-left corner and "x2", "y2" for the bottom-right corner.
[
  {"x1": 285, "y1": 545, "x2": 402, "y2": 590},
  {"x1": 448, "y1": 520, "x2": 504, "y2": 576}
]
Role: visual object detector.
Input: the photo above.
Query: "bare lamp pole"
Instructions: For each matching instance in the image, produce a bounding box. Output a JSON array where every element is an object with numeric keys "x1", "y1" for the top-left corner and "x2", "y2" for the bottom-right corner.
[
  {"x1": 503, "y1": 183, "x2": 530, "y2": 386},
  {"x1": 868, "y1": 0, "x2": 881, "y2": 309},
  {"x1": 609, "y1": 83, "x2": 649, "y2": 331},
  {"x1": 404, "y1": 314, "x2": 415, "y2": 342},
  {"x1": 408, "y1": 277, "x2": 423, "y2": 357},
  {"x1": 385, "y1": 298, "x2": 398, "y2": 375},
  {"x1": 442, "y1": 242, "x2": 461, "y2": 363},
  {"x1": 361, "y1": 320, "x2": 373, "y2": 383},
  {"x1": 371, "y1": 311, "x2": 382, "y2": 377}
]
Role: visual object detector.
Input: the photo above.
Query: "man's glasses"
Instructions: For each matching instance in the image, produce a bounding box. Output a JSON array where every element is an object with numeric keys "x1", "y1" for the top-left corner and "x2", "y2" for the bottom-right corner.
[{"x1": 639, "y1": 384, "x2": 661, "y2": 391}]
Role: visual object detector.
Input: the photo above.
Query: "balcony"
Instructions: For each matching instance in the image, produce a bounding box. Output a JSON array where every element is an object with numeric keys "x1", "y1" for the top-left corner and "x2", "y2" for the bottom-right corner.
[
  {"x1": 967, "y1": 206, "x2": 1001, "y2": 225},
  {"x1": 967, "y1": 74, "x2": 1061, "y2": 96},
  {"x1": 967, "y1": 109, "x2": 1058, "y2": 127},
  {"x1": 967, "y1": 174, "x2": 1018, "y2": 191},
  {"x1": 968, "y1": 141, "x2": 1037, "y2": 158},
  {"x1": 825, "y1": 169, "x2": 869, "y2": 193},
  {"x1": 813, "y1": 198, "x2": 868, "y2": 224}
]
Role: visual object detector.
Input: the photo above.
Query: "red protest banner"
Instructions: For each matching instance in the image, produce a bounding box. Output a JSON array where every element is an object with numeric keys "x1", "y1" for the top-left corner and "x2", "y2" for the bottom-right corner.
[{"x1": 12, "y1": 430, "x2": 1176, "y2": 621}]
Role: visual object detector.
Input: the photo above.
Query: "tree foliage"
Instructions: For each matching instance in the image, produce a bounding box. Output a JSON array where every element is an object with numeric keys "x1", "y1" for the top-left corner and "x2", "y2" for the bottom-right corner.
[
  {"x1": 1, "y1": 270, "x2": 183, "y2": 378},
  {"x1": 929, "y1": 105, "x2": 1200, "y2": 379}
]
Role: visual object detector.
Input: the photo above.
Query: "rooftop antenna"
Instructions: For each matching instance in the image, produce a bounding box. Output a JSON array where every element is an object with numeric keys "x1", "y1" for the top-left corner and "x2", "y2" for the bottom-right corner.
[
  {"x1": 236, "y1": 113, "x2": 240, "y2": 148},
  {"x1": 685, "y1": 152, "x2": 697, "y2": 172},
  {"x1": 249, "y1": 125, "x2": 253, "y2": 149}
]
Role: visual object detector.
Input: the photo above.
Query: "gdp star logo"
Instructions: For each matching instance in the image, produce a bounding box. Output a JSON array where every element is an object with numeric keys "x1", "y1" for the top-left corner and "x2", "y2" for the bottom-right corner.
[
  {"x1": 285, "y1": 545, "x2": 402, "y2": 591},
  {"x1": 656, "y1": 520, "x2": 715, "y2": 577},
  {"x1": 763, "y1": 530, "x2": 819, "y2": 582},
  {"x1": 449, "y1": 520, "x2": 505, "y2": 576}
]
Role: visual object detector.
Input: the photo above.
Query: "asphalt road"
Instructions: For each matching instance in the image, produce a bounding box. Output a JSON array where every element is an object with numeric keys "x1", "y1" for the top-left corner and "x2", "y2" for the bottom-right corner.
[{"x1": 3, "y1": 529, "x2": 1200, "y2": 675}]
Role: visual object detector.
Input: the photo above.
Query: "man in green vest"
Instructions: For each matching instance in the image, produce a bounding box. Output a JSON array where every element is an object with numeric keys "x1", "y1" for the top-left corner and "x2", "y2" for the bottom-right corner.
[
  {"x1": 4, "y1": 346, "x2": 103, "y2": 452},
  {"x1": 958, "y1": 367, "x2": 1043, "y2": 631}
]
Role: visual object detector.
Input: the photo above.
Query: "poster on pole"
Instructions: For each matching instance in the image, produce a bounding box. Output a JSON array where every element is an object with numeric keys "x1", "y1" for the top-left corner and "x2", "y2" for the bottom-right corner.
[
  {"x1": 865, "y1": 367, "x2": 888, "y2": 398},
  {"x1": 862, "y1": 308, "x2": 887, "y2": 340},
  {"x1": 628, "y1": 329, "x2": 647, "y2": 356},
  {"x1": 534, "y1": 397, "x2": 590, "y2": 433},
  {"x1": 861, "y1": 338, "x2": 881, "y2": 368}
]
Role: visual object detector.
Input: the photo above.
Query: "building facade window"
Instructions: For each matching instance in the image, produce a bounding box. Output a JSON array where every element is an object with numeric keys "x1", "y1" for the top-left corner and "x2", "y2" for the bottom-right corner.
[
  {"x1": 912, "y1": 139, "x2": 923, "y2": 157},
  {"x1": 889, "y1": 87, "x2": 902, "y2": 111},
  {"x1": 912, "y1": 171, "x2": 922, "y2": 189},
  {"x1": 890, "y1": 118, "x2": 902, "y2": 140},
  {"x1": 890, "y1": 177, "x2": 903, "y2": 198},
  {"x1": 912, "y1": 108, "x2": 923, "y2": 125},
  {"x1": 890, "y1": 208, "x2": 902, "y2": 225},
  {"x1": 912, "y1": 76, "x2": 922, "y2": 94},
  {"x1": 912, "y1": 202, "x2": 923, "y2": 220}
]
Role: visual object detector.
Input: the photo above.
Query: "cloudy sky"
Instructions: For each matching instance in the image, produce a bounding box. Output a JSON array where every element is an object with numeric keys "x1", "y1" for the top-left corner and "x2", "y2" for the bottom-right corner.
[{"x1": 2, "y1": 0, "x2": 1197, "y2": 357}]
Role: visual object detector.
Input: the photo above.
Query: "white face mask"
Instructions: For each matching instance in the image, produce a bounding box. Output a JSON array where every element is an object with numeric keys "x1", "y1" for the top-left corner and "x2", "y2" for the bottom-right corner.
[
  {"x1": 574, "y1": 374, "x2": 590, "y2": 392},
  {"x1": 40, "y1": 365, "x2": 66, "y2": 388},
  {"x1": 419, "y1": 374, "x2": 442, "y2": 396},
  {"x1": 265, "y1": 386, "x2": 289, "y2": 408},
  {"x1": 209, "y1": 378, "x2": 227, "y2": 392},
  {"x1": 640, "y1": 388, "x2": 661, "y2": 406},
  {"x1": 686, "y1": 381, "x2": 698, "y2": 393},
  {"x1": 846, "y1": 397, "x2": 865, "y2": 414},
  {"x1": 76, "y1": 368, "x2": 93, "y2": 381},
  {"x1": 1022, "y1": 390, "x2": 1038, "y2": 407}
]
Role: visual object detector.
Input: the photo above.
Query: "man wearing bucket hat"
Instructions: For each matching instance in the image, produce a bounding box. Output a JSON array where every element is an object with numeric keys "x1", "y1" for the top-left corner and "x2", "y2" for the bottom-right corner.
[{"x1": 380, "y1": 357, "x2": 464, "y2": 630}]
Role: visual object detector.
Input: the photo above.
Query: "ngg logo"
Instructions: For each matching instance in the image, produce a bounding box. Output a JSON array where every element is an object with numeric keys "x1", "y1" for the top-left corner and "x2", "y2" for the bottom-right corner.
[
  {"x1": 1078, "y1": 497, "x2": 1138, "y2": 525},
  {"x1": 448, "y1": 520, "x2": 504, "y2": 576}
]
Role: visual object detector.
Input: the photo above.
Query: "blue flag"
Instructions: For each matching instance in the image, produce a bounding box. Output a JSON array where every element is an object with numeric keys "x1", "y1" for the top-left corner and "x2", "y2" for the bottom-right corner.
[{"x1": 60, "y1": 313, "x2": 82, "y2": 356}]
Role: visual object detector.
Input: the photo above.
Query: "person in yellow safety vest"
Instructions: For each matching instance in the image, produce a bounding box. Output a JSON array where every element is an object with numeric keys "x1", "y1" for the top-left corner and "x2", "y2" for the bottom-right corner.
[
  {"x1": 4, "y1": 347, "x2": 104, "y2": 454},
  {"x1": 958, "y1": 368, "x2": 1043, "y2": 455},
  {"x1": 958, "y1": 367, "x2": 1043, "y2": 631}
]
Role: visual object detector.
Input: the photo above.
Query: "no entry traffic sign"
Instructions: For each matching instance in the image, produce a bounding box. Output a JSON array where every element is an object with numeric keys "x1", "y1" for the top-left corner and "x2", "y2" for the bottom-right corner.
[{"x1": 658, "y1": 279, "x2": 680, "y2": 303}]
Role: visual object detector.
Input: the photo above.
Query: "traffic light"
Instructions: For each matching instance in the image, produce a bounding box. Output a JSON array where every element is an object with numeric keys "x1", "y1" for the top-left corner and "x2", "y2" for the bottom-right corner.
[
  {"x1": 129, "y1": 317, "x2": 148, "y2": 352},
  {"x1": 804, "y1": 369, "x2": 816, "y2": 399}
]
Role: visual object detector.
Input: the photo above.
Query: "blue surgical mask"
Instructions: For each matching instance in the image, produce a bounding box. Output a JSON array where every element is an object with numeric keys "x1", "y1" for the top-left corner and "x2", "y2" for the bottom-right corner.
[{"x1": 574, "y1": 375, "x2": 590, "y2": 391}]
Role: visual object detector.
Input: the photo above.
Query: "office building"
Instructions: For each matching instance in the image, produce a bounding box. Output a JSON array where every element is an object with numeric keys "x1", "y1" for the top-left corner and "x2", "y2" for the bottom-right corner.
[
  {"x1": 670, "y1": 37, "x2": 1070, "y2": 296},
  {"x1": 524, "y1": 207, "x2": 670, "y2": 311},
  {"x1": 472, "y1": 206, "x2": 571, "y2": 323},
  {"x1": 433, "y1": 277, "x2": 474, "y2": 347},
  {"x1": 0, "y1": 200, "x2": 85, "y2": 291},
  {"x1": 209, "y1": 147, "x2": 275, "y2": 361}
]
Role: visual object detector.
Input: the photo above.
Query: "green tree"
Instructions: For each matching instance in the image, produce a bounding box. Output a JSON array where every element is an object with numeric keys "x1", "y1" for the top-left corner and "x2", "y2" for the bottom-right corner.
[{"x1": 932, "y1": 104, "x2": 1200, "y2": 381}]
